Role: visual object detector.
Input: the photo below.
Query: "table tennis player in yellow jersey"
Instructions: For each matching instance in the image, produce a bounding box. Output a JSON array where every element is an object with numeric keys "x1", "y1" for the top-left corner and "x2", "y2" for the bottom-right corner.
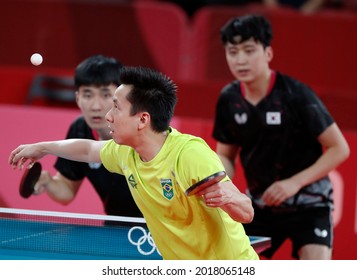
[{"x1": 9, "y1": 66, "x2": 258, "y2": 260}]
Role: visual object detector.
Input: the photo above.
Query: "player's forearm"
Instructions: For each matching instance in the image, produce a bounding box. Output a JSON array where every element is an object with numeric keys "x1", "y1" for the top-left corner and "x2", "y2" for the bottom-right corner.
[
  {"x1": 291, "y1": 143, "x2": 350, "y2": 189},
  {"x1": 220, "y1": 183, "x2": 254, "y2": 223},
  {"x1": 41, "y1": 139, "x2": 101, "y2": 162},
  {"x1": 45, "y1": 174, "x2": 81, "y2": 205},
  {"x1": 218, "y1": 155, "x2": 236, "y2": 178},
  {"x1": 301, "y1": 0, "x2": 325, "y2": 14},
  {"x1": 290, "y1": 123, "x2": 350, "y2": 189},
  {"x1": 9, "y1": 139, "x2": 104, "y2": 168},
  {"x1": 221, "y1": 195, "x2": 254, "y2": 223},
  {"x1": 263, "y1": 0, "x2": 279, "y2": 7},
  {"x1": 34, "y1": 171, "x2": 75, "y2": 204}
]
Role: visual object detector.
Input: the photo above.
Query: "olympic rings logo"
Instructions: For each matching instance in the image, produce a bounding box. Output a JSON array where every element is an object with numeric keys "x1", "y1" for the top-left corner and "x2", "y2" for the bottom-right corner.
[{"x1": 127, "y1": 226, "x2": 161, "y2": 256}]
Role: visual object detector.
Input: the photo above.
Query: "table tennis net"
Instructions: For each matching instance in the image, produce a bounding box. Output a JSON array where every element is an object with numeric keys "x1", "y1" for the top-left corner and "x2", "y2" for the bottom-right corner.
[{"x1": 0, "y1": 207, "x2": 162, "y2": 259}]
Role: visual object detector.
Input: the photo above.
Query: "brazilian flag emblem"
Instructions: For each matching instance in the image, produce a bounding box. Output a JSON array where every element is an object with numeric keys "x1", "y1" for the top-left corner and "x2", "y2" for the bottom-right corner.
[{"x1": 160, "y1": 178, "x2": 174, "y2": 200}]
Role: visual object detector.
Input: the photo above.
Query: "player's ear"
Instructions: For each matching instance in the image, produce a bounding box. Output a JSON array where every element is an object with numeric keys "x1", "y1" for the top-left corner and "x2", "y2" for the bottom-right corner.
[
  {"x1": 75, "y1": 91, "x2": 80, "y2": 106},
  {"x1": 265, "y1": 46, "x2": 273, "y2": 63},
  {"x1": 138, "y1": 112, "x2": 150, "y2": 129}
]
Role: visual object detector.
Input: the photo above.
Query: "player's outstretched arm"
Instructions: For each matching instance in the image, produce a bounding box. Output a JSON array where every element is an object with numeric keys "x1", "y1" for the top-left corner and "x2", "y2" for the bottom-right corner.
[{"x1": 9, "y1": 139, "x2": 106, "y2": 170}]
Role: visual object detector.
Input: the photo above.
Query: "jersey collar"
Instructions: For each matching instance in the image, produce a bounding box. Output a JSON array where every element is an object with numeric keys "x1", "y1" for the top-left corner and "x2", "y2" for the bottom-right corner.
[
  {"x1": 92, "y1": 129, "x2": 99, "y2": 140},
  {"x1": 240, "y1": 70, "x2": 276, "y2": 98}
]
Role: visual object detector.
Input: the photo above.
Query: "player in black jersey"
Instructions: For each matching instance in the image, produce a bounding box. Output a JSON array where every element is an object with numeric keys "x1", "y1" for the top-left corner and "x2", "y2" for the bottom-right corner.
[
  {"x1": 213, "y1": 14, "x2": 350, "y2": 259},
  {"x1": 33, "y1": 55, "x2": 143, "y2": 218}
]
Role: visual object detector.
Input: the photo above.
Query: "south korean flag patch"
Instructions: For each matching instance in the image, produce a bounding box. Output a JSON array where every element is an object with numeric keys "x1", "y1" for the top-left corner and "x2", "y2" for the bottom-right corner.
[{"x1": 266, "y1": 112, "x2": 281, "y2": 125}]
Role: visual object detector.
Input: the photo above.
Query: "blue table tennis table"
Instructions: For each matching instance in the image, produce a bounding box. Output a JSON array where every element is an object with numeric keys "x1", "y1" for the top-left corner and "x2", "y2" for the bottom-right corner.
[{"x1": 0, "y1": 212, "x2": 270, "y2": 260}]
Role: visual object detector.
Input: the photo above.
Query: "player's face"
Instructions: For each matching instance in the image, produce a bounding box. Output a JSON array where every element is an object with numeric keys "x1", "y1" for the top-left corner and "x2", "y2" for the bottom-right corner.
[
  {"x1": 225, "y1": 38, "x2": 272, "y2": 83},
  {"x1": 105, "y1": 84, "x2": 141, "y2": 146},
  {"x1": 76, "y1": 84, "x2": 117, "y2": 136}
]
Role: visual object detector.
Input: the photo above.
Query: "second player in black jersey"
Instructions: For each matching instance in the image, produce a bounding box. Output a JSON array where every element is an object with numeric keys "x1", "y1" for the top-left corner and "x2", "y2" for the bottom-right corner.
[{"x1": 214, "y1": 14, "x2": 350, "y2": 259}]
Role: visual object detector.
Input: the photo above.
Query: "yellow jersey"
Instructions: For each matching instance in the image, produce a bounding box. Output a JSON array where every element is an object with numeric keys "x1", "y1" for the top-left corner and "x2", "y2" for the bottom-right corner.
[{"x1": 100, "y1": 128, "x2": 258, "y2": 260}]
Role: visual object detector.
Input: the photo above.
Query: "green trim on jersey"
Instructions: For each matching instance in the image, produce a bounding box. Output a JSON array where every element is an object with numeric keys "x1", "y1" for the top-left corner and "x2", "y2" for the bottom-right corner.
[{"x1": 100, "y1": 128, "x2": 258, "y2": 260}]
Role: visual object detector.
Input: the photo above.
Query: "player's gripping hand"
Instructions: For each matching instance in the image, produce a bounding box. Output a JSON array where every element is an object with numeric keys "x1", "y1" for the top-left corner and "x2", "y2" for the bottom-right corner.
[
  {"x1": 33, "y1": 171, "x2": 52, "y2": 195},
  {"x1": 195, "y1": 180, "x2": 232, "y2": 207},
  {"x1": 196, "y1": 181, "x2": 254, "y2": 223}
]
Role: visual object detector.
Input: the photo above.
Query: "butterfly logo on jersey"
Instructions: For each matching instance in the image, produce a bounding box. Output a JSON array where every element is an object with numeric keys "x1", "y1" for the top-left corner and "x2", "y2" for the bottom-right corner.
[
  {"x1": 160, "y1": 178, "x2": 174, "y2": 200},
  {"x1": 234, "y1": 113, "x2": 248, "y2": 124},
  {"x1": 88, "y1": 162, "x2": 101, "y2": 169},
  {"x1": 266, "y1": 112, "x2": 281, "y2": 125}
]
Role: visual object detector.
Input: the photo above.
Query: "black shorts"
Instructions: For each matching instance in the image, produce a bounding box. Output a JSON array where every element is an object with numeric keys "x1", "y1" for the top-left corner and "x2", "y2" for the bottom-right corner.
[{"x1": 243, "y1": 205, "x2": 333, "y2": 259}]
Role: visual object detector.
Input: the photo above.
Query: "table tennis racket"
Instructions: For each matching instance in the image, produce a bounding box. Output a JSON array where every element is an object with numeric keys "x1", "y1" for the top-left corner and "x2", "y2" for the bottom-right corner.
[
  {"x1": 185, "y1": 171, "x2": 226, "y2": 196},
  {"x1": 19, "y1": 162, "x2": 42, "y2": 198}
]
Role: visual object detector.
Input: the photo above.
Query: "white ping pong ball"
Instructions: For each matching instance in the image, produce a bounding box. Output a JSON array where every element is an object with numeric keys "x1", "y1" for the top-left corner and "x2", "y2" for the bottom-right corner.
[{"x1": 30, "y1": 53, "x2": 43, "y2": 66}]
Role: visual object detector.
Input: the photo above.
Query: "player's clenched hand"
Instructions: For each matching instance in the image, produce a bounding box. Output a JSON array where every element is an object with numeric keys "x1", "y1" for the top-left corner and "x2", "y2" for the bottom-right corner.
[
  {"x1": 196, "y1": 181, "x2": 254, "y2": 223},
  {"x1": 262, "y1": 178, "x2": 301, "y2": 206},
  {"x1": 8, "y1": 143, "x2": 45, "y2": 170},
  {"x1": 194, "y1": 180, "x2": 231, "y2": 207}
]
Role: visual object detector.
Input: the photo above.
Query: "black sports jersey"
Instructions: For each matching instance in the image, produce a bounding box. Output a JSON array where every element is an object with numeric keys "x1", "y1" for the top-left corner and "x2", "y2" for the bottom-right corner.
[
  {"x1": 55, "y1": 116, "x2": 143, "y2": 217},
  {"x1": 213, "y1": 72, "x2": 334, "y2": 209}
]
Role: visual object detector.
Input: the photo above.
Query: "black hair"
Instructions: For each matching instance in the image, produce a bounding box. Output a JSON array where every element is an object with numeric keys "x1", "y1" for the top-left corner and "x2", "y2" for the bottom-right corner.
[
  {"x1": 119, "y1": 66, "x2": 177, "y2": 133},
  {"x1": 220, "y1": 14, "x2": 273, "y2": 47},
  {"x1": 74, "y1": 54, "x2": 123, "y2": 88}
]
